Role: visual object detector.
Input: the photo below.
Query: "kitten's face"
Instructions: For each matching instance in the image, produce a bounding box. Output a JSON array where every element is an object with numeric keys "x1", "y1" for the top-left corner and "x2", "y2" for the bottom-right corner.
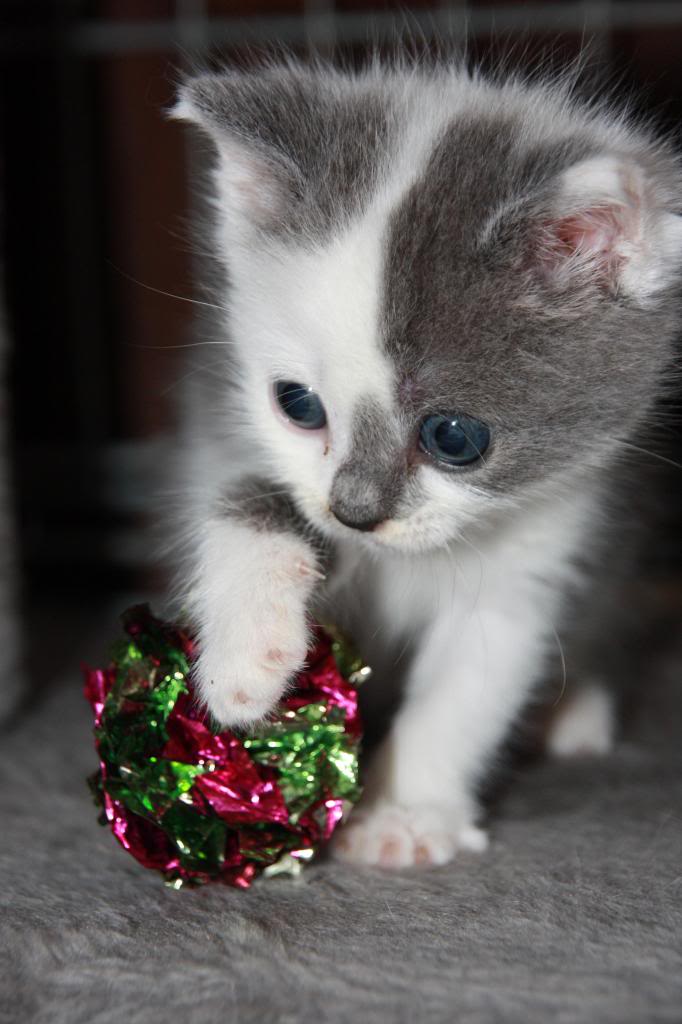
[
  {"x1": 228, "y1": 221, "x2": 495, "y2": 553},
  {"x1": 177, "y1": 66, "x2": 682, "y2": 553}
]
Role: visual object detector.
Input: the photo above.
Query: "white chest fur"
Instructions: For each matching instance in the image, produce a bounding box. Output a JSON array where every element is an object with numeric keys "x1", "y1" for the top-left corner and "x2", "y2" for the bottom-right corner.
[{"x1": 325, "y1": 486, "x2": 594, "y2": 682}]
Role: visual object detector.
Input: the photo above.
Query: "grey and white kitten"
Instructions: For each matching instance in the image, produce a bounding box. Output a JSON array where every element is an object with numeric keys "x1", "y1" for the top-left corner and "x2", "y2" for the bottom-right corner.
[{"x1": 170, "y1": 61, "x2": 682, "y2": 869}]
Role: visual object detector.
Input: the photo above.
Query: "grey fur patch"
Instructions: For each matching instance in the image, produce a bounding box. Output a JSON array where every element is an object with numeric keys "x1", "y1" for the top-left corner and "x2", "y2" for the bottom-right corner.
[
  {"x1": 381, "y1": 114, "x2": 680, "y2": 494},
  {"x1": 222, "y1": 475, "x2": 326, "y2": 553},
  {"x1": 329, "y1": 404, "x2": 406, "y2": 529},
  {"x1": 178, "y1": 66, "x2": 394, "y2": 238}
]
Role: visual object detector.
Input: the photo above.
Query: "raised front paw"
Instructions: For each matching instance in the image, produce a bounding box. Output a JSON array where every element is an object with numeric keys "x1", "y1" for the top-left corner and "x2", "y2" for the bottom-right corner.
[
  {"x1": 197, "y1": 604, "x2": 309, "y2": 728},
  {"x1": 193, "y1": 536, "x2": 323, "y2": 728},
  {"x1": 331, "y1": 802, "x2": 488, "y2": 870}
]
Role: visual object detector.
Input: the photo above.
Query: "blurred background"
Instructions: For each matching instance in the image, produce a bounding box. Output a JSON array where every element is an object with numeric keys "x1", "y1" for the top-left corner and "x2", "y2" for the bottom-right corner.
[{"x1": 1, "y1": 0, "x2": 682, "y2": 705}]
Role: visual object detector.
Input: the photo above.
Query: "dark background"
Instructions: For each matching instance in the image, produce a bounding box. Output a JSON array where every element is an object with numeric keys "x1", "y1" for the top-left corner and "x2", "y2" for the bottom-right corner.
[{"x1": 1, "y1": 0, "x2": 681, "y2": 694}]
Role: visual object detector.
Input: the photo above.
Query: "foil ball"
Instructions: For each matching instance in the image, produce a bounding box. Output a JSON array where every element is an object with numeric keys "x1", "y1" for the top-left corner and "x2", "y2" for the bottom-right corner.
[{"x1": 84, "y1": 605, "x2": 367, "y2": 889}]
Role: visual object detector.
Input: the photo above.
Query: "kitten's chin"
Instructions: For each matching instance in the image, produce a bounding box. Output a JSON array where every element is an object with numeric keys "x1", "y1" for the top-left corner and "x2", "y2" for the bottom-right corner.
[{"x1": 369, "y1": 519, "x2": 455, "y2": 554}]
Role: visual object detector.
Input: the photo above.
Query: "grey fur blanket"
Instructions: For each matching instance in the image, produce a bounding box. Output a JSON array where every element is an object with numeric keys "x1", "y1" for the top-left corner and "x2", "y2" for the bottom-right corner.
[{"x1": 1, "y1": 642, "x2": 680, "y2": 1023}]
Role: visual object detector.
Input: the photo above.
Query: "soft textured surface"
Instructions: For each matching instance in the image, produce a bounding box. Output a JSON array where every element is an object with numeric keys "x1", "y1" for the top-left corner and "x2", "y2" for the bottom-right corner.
[
  {"x1": 1, "y1": 644, "x2": 681, "y2": 1024},
  {"x1": 0, "y1": 291, "x2": 22, "y2": 724}
]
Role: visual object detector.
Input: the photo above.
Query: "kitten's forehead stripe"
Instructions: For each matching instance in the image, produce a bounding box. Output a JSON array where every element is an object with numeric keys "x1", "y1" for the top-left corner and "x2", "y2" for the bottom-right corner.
[
  {"x1": 382, "y1": 117, "x2": 592, "y2": 367},
  {"x1": 376, "y1": 114, "x2": 664, "y2": 491}
]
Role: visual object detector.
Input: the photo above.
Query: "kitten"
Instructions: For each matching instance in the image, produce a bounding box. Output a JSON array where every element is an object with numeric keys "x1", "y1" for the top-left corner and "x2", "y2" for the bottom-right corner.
[{"x1": 170, "y1": 60, "x2": 682, "y2": 868}]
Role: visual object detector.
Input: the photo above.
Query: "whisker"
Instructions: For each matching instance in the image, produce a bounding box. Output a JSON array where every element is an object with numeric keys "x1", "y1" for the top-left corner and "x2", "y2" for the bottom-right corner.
[
  {"x1": 550, "y1": 621, "x2": 568, "y2": 707},
  {"x1": 126, "y1": 339, "x2": 236, "y2": 351},
  {"x1": 159, "y1": 359, "x2": 227, "y2": 397},
  {"x1": 278, "y1": 393, "x2": 311, "y2": 411},
  {"x1": 236, "y1": 488, "x2": 294, "y2": 504},
  {"x1": 616, "y1": 439, "x2": 682, "y2": 473},
  {"x1": 461, "y1": 427, "x2": 488, "y2": 468},
  {"x1": 457, "y1": 529, "x2": 486, "y2": 615},
  {"x1": 106, "y1": 260, "x2": 229, "y2": 314}
]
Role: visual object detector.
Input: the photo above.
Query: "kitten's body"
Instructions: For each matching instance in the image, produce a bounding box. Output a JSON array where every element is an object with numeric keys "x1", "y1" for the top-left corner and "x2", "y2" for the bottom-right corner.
[{"x1": 171, "y1": 61, "x2": 682, "y2": 867}]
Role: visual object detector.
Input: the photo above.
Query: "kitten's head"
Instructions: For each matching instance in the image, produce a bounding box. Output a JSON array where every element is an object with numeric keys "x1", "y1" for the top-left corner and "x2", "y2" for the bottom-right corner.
[{"x1": 175, "y1": 63, "x2": 682, "y2": 552}]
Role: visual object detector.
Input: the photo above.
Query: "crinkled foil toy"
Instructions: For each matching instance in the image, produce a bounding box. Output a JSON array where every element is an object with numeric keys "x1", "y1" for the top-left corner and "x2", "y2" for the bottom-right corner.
[{"x1": 84, "y1": 605, "x2": 368, "y2": 889}]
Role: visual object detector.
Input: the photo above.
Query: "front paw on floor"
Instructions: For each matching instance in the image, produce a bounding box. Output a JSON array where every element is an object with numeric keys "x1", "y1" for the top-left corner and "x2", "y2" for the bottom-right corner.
[{"x1": 331, "y1": 803, "x2": 488, "y2": 869}]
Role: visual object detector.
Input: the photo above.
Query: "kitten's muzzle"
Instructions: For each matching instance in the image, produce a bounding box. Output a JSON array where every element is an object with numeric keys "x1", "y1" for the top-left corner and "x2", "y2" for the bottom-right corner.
[{"x1": 329, "y1": 464, "x2": 398, "y2": 533}]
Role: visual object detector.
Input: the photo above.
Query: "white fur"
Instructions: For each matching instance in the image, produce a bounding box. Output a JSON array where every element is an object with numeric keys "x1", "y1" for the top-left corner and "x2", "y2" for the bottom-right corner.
[
  {"x1": 326, "y1": 486, "x2": 593, "y2": 865},
  {"x1": 548, "y1": 682, "x2": 615, "y2": 758}
]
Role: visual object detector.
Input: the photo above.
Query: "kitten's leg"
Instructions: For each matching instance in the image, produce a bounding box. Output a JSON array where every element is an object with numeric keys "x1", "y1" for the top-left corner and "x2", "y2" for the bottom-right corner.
[
  {"x1": 547, "y1": 681, "x2": 614, "y2": 758},
  {"x1": 184, "y1": 484, "x2": 324, "y2": 728},
  {"x1": 333, "y1": 607, "x2": 546, "y2": 869}
]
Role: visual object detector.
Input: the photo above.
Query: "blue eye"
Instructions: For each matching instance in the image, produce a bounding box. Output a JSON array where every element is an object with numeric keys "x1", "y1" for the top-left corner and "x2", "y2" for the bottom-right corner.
[
  {"x1": 419, "y1": 413, "x2": 490, "y2": 467},
  {"x1": 275, "y1": 381, "x2": 327, "y2": 430}
]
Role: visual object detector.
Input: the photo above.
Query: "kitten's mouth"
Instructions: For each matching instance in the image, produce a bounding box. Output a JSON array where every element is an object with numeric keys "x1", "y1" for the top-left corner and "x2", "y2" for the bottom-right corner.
[
  {"x1": 326, "y1": 508, "x2": 459, "y2": 555},
  {"x1": 307, "y1": 497, "x2": 434, "y2": 552},
  {"x1": 328, "y1": 512, "x2": 412, "y2": 548}
]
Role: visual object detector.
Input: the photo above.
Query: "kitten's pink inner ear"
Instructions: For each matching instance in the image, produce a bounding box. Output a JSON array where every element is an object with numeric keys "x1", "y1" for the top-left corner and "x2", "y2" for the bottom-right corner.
[
  {"x1": 539, "y1": 203, "x2": 632, "y2": 285},
  {"x1": 535, "y1": 156, "x2": 649, "y2": 292},
  {"x1": 220, "y1": 146, "x2": 288, "y2": 225},
  {"x1": 553, "y1": 207, "x2": 622, "y2": 257}
]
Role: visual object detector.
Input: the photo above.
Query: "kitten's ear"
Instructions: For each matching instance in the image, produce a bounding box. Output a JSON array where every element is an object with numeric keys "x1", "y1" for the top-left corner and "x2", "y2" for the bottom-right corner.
[
  {"x1": 536, "y1": 155, "x2": 682, "y2": 303},
  {"x1": 171, "y1": 71, "x2": 308, "y2": 228}
]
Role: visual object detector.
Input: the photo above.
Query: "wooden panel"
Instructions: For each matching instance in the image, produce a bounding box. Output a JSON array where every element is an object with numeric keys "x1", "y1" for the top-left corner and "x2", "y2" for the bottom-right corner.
[
  {"x1": 99, "y1": 52, "x2": 192, "y2": 438},
  {"x1": 207, "y1": 0, "x2": 306, "y2": 14},
  {"x1": 101, "y1": 0, "x2": 175, "y2": 19}
]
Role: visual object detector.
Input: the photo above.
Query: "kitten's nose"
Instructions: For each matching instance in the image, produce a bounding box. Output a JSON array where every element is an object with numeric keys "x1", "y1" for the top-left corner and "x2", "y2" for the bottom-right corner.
[
  {"x1": 330, "y1": 506, "x2": 383, "y2": 532},
  {"x1": 329, "y1": 464, "x2": 395, "y2": 533}
]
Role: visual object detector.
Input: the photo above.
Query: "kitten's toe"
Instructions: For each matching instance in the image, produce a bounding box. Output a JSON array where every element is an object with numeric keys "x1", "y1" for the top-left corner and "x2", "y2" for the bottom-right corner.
[
  {"x1": 195, "y1": 625, "x2": 308, "y2": 728},
  {"x1": 412, "y1": 821, "x2": 487, "y2": 866},
  {"x1": 334, "y1": 807, "x2": 415, "y2": 868},
  {"x1": 331, "y1": 803, "x2": 487, "y2": 870},
  {"x1": 204, "y1": 687, "x2": 277, "y2": 729}
]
